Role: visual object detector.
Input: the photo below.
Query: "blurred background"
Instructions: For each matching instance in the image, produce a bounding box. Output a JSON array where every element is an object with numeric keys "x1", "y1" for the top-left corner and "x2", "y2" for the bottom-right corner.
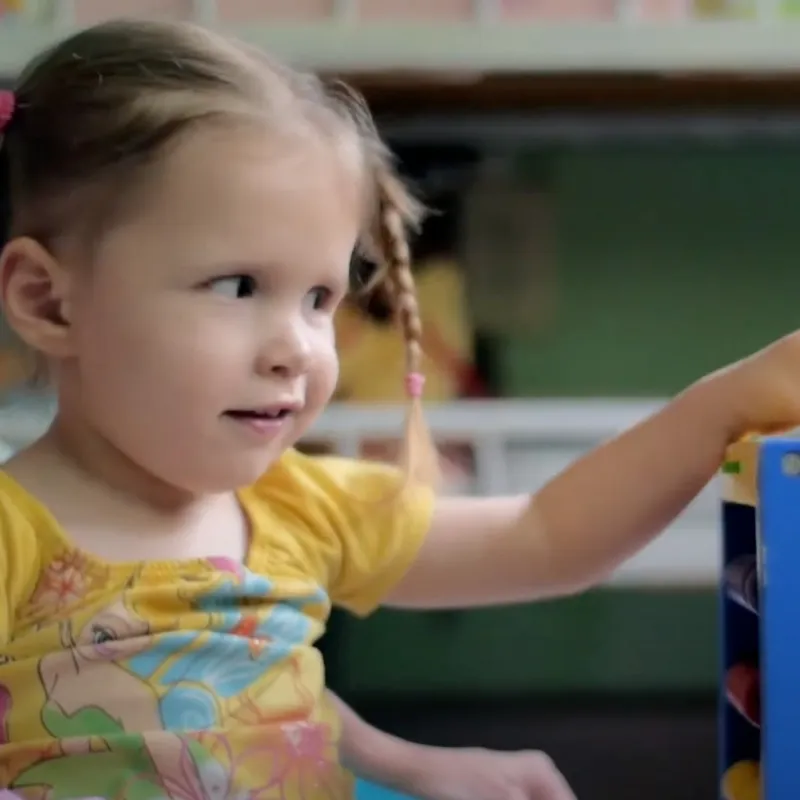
[{"x1": 3, "y1": 0, "x2": 800, "y2": 797}]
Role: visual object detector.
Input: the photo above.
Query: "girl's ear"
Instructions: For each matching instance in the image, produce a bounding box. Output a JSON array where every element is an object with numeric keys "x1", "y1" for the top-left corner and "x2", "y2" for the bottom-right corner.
[{"x1": 0, "y1": 236, "x2": 75, "y2": 359}]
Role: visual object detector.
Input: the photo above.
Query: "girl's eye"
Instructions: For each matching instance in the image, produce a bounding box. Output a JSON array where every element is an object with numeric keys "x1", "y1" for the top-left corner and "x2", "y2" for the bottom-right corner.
[
  {"x1": 207, "y1": 275, "x2": 258, "y2": 299},
  {"x1": 306, "y1": 286, "x2": 333, "y2": 312},
  {"x1": 92, "y1": 625, "x2": 116, "y2": 645}
]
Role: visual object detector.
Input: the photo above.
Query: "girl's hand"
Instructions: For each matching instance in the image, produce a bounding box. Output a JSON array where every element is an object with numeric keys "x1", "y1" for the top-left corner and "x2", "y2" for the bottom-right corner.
[
  {"x1": 711, "y1": 330, "x2": 800, "y2": 438},
  {"x1": 403, "y1": 746, "x2": 577, "y2": 800}
]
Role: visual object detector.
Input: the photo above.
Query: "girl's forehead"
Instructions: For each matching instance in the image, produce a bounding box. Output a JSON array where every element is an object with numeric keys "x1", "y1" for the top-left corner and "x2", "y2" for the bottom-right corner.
[
  {"x1": 92, "y1": 125, "x2": 363, "y2": 280},
  {"x1": 157, "y1": 123, "x2": 364, "y2": 212}
]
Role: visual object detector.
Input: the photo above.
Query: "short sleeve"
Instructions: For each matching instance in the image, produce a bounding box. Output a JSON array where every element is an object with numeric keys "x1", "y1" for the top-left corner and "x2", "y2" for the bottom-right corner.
[{"x1": 253, "y1": 450, "x2": 435, "y2": 617}]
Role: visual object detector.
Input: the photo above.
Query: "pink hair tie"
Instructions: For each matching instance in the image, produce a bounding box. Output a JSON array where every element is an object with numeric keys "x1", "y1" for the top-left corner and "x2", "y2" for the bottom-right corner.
[
  {"x1": 0, "y1": 91, "x2": 15, "y2": 133},
  {"x1": 405, "y1": 371, "x2": 425, "y2": 399}
]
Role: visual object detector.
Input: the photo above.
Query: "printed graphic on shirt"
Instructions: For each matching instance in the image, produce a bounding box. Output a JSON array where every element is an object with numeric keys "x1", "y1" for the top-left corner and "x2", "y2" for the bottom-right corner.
[{"x1": 0, "y1": 556, "x2": 347, "y2": 799}]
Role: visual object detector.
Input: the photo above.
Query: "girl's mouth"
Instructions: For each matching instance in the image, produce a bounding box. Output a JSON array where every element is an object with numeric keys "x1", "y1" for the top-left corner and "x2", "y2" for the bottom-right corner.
[{"x1": 224, "y1": 407, "x2": 296, "y2": 437}]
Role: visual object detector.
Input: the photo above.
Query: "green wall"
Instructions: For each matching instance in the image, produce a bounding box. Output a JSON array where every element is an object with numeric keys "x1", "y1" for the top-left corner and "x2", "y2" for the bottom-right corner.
[
  {"x1": 330, "y1": 589, "x2": 718, "y2": 700},
  {"x1": 501, "y1": 145, "x2": 800, "y2": 396}
]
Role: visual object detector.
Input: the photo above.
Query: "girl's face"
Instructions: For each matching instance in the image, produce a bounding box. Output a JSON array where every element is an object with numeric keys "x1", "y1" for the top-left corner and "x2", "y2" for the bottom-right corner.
[{"x1": 53, "y1": 124, "x2": 362, "y2": 493}]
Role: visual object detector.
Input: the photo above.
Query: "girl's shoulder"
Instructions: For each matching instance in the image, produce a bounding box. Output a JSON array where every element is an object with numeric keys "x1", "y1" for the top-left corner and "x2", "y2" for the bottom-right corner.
[
  {"x1": 247, "y1": 447, "x2": 413, "y2": 511},
  {"x1": 241, "y1": 449, "x2": 435, "y2": 617}
]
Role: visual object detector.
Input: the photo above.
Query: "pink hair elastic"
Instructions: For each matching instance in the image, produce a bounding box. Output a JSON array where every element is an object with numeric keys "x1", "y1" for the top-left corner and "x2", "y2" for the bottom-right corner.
[
  {"x1": 405, "y1": 371, "x2": 425, "y2": 399},
  {"x1": 0, "y1": 91, "x2": 15, "y2": 133}
]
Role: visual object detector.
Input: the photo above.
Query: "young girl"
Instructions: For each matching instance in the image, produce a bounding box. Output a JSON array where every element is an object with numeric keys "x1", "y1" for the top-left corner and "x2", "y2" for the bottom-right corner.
[{"x1": 0, "y1": 17, "x2": 798, "y2": 800}]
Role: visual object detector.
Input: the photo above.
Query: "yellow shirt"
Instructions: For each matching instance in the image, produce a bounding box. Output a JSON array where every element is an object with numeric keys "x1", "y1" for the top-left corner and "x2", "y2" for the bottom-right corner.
[{"x1": 0, "y1": 449, "x2": 433, "y2": 799}]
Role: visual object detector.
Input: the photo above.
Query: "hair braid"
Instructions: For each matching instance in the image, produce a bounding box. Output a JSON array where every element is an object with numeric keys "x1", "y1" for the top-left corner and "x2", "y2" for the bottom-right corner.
[{"x1": 373, "y1": 168, "x2": 440, "y2": 488}]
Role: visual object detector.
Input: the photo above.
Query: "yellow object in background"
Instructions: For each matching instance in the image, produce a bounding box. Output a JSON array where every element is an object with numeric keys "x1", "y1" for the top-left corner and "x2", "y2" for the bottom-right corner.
[
  {"x1": 330, "y1": 259, "x2": 480, "y2": 491},
  {"x1": 694, "y1": 0, "x2": 800, "y2": 15},
  {"x1": 0, "y1": 348, "x2": 31, "y2": 389},
  {"x1": 0, "y1": 0, "x2": 23, "y2": 15},
  {"x1": 722, "y1": 760, "x2": 761, "y2": 800},
  {"x1": 335, "y1": 259, "x2": 478, "y2": 403}
]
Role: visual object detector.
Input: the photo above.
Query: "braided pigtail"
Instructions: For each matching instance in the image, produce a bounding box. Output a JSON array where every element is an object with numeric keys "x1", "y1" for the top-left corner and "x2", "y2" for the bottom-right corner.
[{"x1": 373, "y1": 167, "x2": 440, "y2": 488}]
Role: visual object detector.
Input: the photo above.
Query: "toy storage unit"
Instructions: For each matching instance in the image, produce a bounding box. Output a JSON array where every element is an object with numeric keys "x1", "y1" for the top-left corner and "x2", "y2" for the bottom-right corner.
[{"x1": 721, "y1": 435, "x2": 800, "y2": 800}]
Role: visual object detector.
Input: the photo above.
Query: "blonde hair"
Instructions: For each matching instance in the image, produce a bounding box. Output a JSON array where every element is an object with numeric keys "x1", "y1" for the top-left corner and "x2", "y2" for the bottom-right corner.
[{"x1": 0, "y1": 18, "x2": 439, "y2": 486}]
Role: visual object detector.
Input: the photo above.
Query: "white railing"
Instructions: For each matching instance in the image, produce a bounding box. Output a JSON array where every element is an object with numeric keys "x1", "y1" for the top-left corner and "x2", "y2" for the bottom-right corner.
[
  {"x1": 310, "y1": 399, "x2": 661, "y2": 494},
  {"x1": 0, "y1": 396, "x2": 722, "y2": 587}
]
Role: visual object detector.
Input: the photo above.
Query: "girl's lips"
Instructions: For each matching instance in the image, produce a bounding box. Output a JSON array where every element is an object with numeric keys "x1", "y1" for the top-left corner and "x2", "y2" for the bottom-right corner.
[{"x1": 224, "y1": 408, "x2": 294, "y2": 438}]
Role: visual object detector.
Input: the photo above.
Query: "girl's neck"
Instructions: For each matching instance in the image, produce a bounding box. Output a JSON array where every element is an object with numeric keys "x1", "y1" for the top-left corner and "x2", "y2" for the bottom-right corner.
[{"x1": 45, "y1": 413, "x2": 200, "y2": 513}]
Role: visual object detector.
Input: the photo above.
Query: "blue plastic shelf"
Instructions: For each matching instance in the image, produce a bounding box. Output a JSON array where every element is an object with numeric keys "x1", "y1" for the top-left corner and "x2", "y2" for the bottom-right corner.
[{"x1": 720, "y1": 434, "x2": 800, "y2": 800}]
